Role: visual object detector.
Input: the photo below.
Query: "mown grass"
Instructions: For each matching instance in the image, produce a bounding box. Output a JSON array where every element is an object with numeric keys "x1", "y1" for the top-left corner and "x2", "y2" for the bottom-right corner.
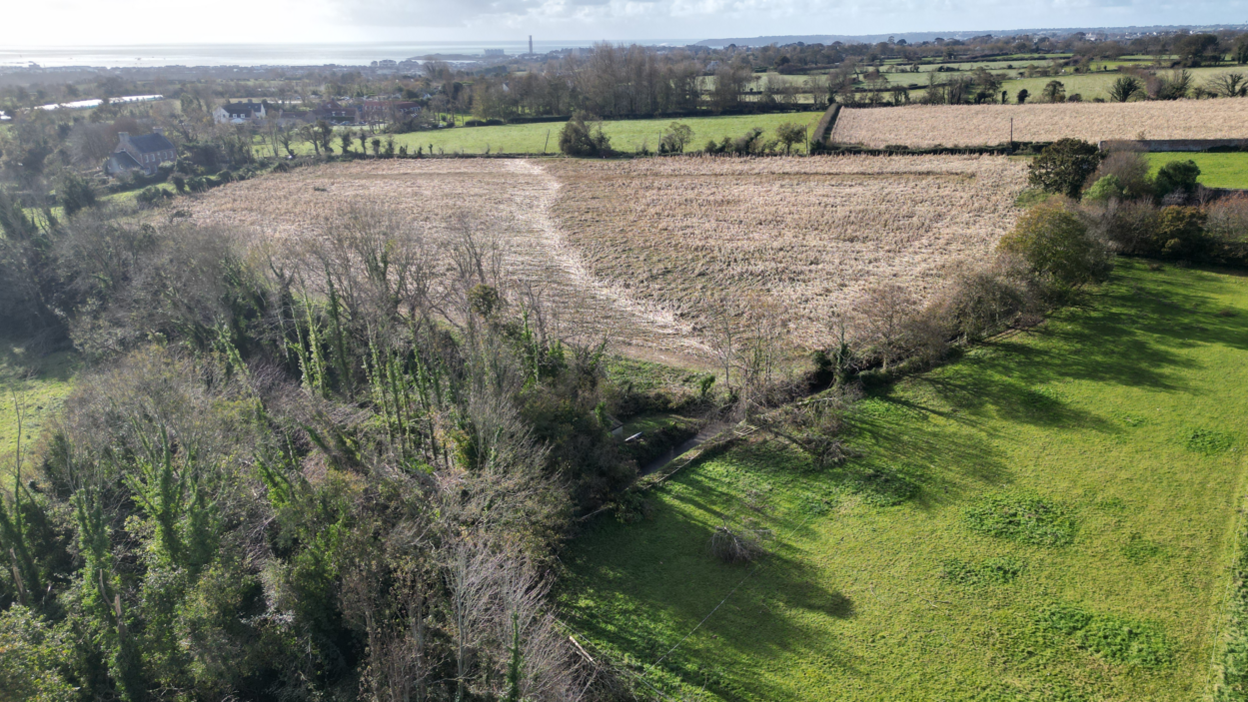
[
  {"x1": 1147, "y1": 152, "x2": 1248, "y2": 190},
  {"x1": 259, "y1": 111, "x2": 824, "y2": 157},
  {"x1": 0, "y1": 338, "x2": 77, "y2": 482},
  {"x1": 560, "y1": 260, "x2": 1248, "y2": 701}
]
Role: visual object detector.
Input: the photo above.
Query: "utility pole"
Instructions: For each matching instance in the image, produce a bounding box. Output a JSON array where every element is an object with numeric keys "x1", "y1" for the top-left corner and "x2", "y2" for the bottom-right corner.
[{"x1": 529, "y1": 36, "x2": 533, "y2": 56}]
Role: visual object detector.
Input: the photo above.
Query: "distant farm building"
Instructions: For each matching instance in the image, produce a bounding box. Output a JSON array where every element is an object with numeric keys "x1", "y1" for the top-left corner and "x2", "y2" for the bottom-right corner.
[
  {"x1": 213, "y1": 101, "x2": 267, "y2": 124},
  {"x1": 106, "y1": 128, "x2": 176, "y2": 176}
]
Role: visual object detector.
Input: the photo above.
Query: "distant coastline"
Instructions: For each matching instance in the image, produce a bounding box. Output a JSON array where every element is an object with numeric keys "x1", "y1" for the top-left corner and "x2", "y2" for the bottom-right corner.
[{"x1": 0, "y1": 40, "x2": 699, "y2": 69}]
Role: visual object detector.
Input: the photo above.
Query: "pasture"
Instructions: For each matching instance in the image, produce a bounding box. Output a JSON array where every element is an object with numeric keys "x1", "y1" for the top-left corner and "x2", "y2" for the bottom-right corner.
[
  {"x1": 832, "y1": 98, "x2": 1248, "y2": 148},
  {"x1": 1146, "y1": 152, "x2": 1248, "y2": 190},
  {"x1": 561, "y1": 260, "x2": 1248, "y2": 701},
  {"x1": 261, "y1": 112, "x2": 824, "y2": 158}
]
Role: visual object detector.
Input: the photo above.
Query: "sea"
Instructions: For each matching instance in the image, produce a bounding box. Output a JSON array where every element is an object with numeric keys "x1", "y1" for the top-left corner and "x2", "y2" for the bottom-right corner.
[{"x1": 0, "y1": 40, "x2": 700, "y2": 69}]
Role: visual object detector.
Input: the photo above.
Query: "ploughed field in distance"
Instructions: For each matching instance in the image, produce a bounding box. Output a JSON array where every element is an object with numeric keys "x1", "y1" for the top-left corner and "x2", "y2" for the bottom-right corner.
[{"x1": 832, "y1": 96, "x2": 1248, "y2": 148}]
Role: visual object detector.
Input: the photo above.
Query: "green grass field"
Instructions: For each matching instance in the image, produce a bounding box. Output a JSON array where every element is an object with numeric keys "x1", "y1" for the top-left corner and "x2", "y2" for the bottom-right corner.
[
  {"x1": 1147, "y1": 152, "x2": 1248, "y2": 190},
  {"x1": 0, "y1": 338, "x2": 77, "y2": 482},
  {"x1": 561, "y1": 260, "x2": 1248, "y2": 701},
  {"x1": 257, "y1": 111, "x2": 825, "y2": 157},
  {"x1": 999, "y1": 66, "x2": 1235, "y2": 102}
]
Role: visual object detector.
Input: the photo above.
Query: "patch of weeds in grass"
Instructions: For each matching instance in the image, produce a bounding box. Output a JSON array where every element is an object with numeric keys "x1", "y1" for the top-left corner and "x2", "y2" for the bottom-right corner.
[
  {"x1": 797, "y1": 492, "x2": 836, "y2": 517},
  {"x1": 1094, "y1": 496, "x2": 1126, "y2": 512},
  {"x1": 1037, "y1": 604, "x2": 1173, "y2": 668},
  {"x1": 941, "y1": 555, "x2": 1027, "y2": 587},
  {"x1": 1186, "y1": 428, "x2": 1234, "y2": 455},
  {"x1": 853, "y1": 398, "x2": 920, "y2": 421},
  {"x1": 1122, "y1": 532, "x2": 1166, "y2": 563},
  {"x1": 847, "y1": 467, "x2": 918, "y2": 507},
  {"x1": 964, "y1": 493, "x2": 1077, "y2": 546}
]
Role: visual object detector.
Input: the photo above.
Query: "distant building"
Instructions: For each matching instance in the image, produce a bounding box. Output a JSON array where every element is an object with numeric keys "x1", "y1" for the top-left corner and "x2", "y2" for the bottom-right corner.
[
  {"x1": 484, "y1": 49, "x2": 506, "y2": 57},
  {"x1": 106, "y1": 128, "x2": 176, "y2": 176},
  {"x1": 360, "y1": 100, "x2": 421, "y2": 123},
  {"x1": 377, "y1": 59, "x2": 397, "y2": 68},
  {"x1": 213, "y1": 101, "x2": 267, "y2": 124},
  {"x1": 311, "y1": 100, "x2": 360, "y2": 124}
]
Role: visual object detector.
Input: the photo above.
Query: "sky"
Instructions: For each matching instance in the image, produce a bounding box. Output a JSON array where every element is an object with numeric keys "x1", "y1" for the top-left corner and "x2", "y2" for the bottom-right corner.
[{"x1": 4, "y1": 0, "x2": 1248, "y2": 47}]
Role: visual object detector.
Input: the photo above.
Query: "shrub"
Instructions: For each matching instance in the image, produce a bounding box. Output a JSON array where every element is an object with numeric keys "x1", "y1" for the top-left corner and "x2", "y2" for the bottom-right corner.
[
  {"x1": 1151, "y1": 206, "x2": 1208, "y2": 259},
  {"x1": 1204, "y1": 195, "x2": 1248, "y2": 265},
  {"x1": 1084, "y1": 174, "x2": 1126, "y2": 202},
  {"x1": 137, "y1": 185, "x2": 172, "y2": 205},
  {"x1": 710, "y1": 519, "x2": 770, "y2": 563},
  {"x1": 660, "y1": 122, "x2": 693, "y2": 153},
  {"x1": 558, "y1": 112, "x2": 613, "y2": 157},
  {"x1": 932, "y1": 257, "x2": 1035, "y2": 341},
  {"x1": 964, "y1": 493, "x2": 1076, "y2": 546},
  {"x1": 58, "y1": 171, "x2": 97, "y2": 217},
  {"x1": 1085, "y1": 197, "x2": 1159, "y2": 255},
  {"x1": 1089, "y1": 150, "x2": 1153, "y2": 200},
  {"x1": 1108, "y1": 75, "x2": 1143, "y2": 102},
  {"x1": 1154, "y1": 159, "x2": 1201, "y2": 199},
  {"x1": 1028, "y1": 138, "x2": 1103, "y2": 199},
  {"x1": 998, "y1": 200, "x2": 1110, "y2": 287}
]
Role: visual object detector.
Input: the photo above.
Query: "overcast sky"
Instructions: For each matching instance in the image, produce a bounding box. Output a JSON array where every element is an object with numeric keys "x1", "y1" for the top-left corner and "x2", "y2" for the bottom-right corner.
[{"x1": 6, "y1": 0, "x2": 1248, "y2": 46}]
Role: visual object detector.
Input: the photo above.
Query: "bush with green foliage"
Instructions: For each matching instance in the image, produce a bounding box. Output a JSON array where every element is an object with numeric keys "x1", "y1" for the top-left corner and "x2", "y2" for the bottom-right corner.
[
  {"x1": 998, "y1": 200, "x2": 1111, "y2": 288},
  {"x1": 1028, "y1": 138, "x2": 1103, "y2": 200},
  {"x1": 558, "y1": 112, "x2": 613, "y2": 157},
  {"x1": 1154, "y1": 159, "x2": 1201, "y2": 200},
  {"x1": 1108, "y1": 75, "x2": 1143, "y2": 102},
  {"x1": 58, "y1": 171, "x2": 97, "y2": 217},
  {"x1": 1084, "y1": 174, "x2": 1127, "y2": 202},
  {"x1": 1150, "y1": 205, "x2": 1209, "y2": 259}
]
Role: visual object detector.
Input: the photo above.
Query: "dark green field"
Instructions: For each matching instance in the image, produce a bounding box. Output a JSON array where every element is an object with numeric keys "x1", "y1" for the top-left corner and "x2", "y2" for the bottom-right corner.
[{"x1": 561, "y1": 261, "x2": 1248, "y2": 701}]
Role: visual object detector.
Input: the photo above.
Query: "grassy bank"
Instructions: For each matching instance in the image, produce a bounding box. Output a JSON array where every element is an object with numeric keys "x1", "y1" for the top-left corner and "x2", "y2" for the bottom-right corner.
[
  {"x1": 561, "y1": 260, "x2": 1248, "y2": 700},
  {"x1": 0, "y1": 338, "x2": 77, "y2": 482}
]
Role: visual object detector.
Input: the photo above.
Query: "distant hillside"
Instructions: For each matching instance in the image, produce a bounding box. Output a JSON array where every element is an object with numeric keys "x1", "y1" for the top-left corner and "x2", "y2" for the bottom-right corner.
[{"x1": 696, "y1": 24, "x2": 1248, "y2": 47}]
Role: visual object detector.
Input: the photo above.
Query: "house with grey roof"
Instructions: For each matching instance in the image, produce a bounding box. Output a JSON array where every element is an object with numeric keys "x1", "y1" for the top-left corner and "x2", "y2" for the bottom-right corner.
[
  {"x1": 213, "y1": 101, "x2": 267, "y2": 124},
  {"x1": 106, "y1": 128, "x2": 176, "y2": 177}
]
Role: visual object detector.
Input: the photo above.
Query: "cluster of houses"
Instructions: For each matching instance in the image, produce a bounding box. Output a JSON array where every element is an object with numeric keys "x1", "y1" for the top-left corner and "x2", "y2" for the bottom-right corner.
[
  {"x1": 103, "y1": 97, "x2": 424, "y2": 177},
  {"x1": 211, "y1": 98, "x2": 421, "y2": 126}
]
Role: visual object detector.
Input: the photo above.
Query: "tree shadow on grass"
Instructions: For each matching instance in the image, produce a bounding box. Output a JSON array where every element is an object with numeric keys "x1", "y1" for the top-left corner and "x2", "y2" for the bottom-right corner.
[
  {"x1": 563, "y1": 503, "x2": 863, "y2": 700},
  {"x1": 982, "y1": 269, "x2": 1248, "y2": 394},
  {"x1": 844, "y1": 403, "x2": 1012, "y2": 511}
]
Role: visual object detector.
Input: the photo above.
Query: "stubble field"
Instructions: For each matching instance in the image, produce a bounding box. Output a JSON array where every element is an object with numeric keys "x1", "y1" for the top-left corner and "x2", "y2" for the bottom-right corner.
[
  {"x1": 833, "y1": 97, "x2": 1248, "y2": 148},
  {"x1": 545, "y1": 154, "x2": 1028, "y2": 348},
  {"x1": 186, "y1": 155, "x2": 1027, "y2": 361}
]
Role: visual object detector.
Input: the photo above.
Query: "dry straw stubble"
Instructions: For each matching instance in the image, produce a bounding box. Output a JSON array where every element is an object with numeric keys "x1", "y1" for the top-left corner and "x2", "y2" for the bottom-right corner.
[{"x1": 834, "y1": 98, "x2": 1248, "y2": 148}]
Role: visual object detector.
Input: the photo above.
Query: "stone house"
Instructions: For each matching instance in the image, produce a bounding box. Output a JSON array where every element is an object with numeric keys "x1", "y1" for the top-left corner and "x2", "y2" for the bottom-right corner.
[{"x1": 106, "y1": 128, "x2": 176, "y2": 176}]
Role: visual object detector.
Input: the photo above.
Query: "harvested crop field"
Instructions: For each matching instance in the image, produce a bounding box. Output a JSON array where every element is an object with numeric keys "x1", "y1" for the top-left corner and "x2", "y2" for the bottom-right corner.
[
  {"x1": 833, "y1": 98, "x2": 1248, "y2": 148},
  {"x1": 183, "y1": 159, "x2": 702, "y2": 364},
  {"x1": 186, "y1": 155, "x2": 1027, "y2": 360},
  {"x1": 545, "y1": 155, "x2": 1028, "y2": 348}
]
